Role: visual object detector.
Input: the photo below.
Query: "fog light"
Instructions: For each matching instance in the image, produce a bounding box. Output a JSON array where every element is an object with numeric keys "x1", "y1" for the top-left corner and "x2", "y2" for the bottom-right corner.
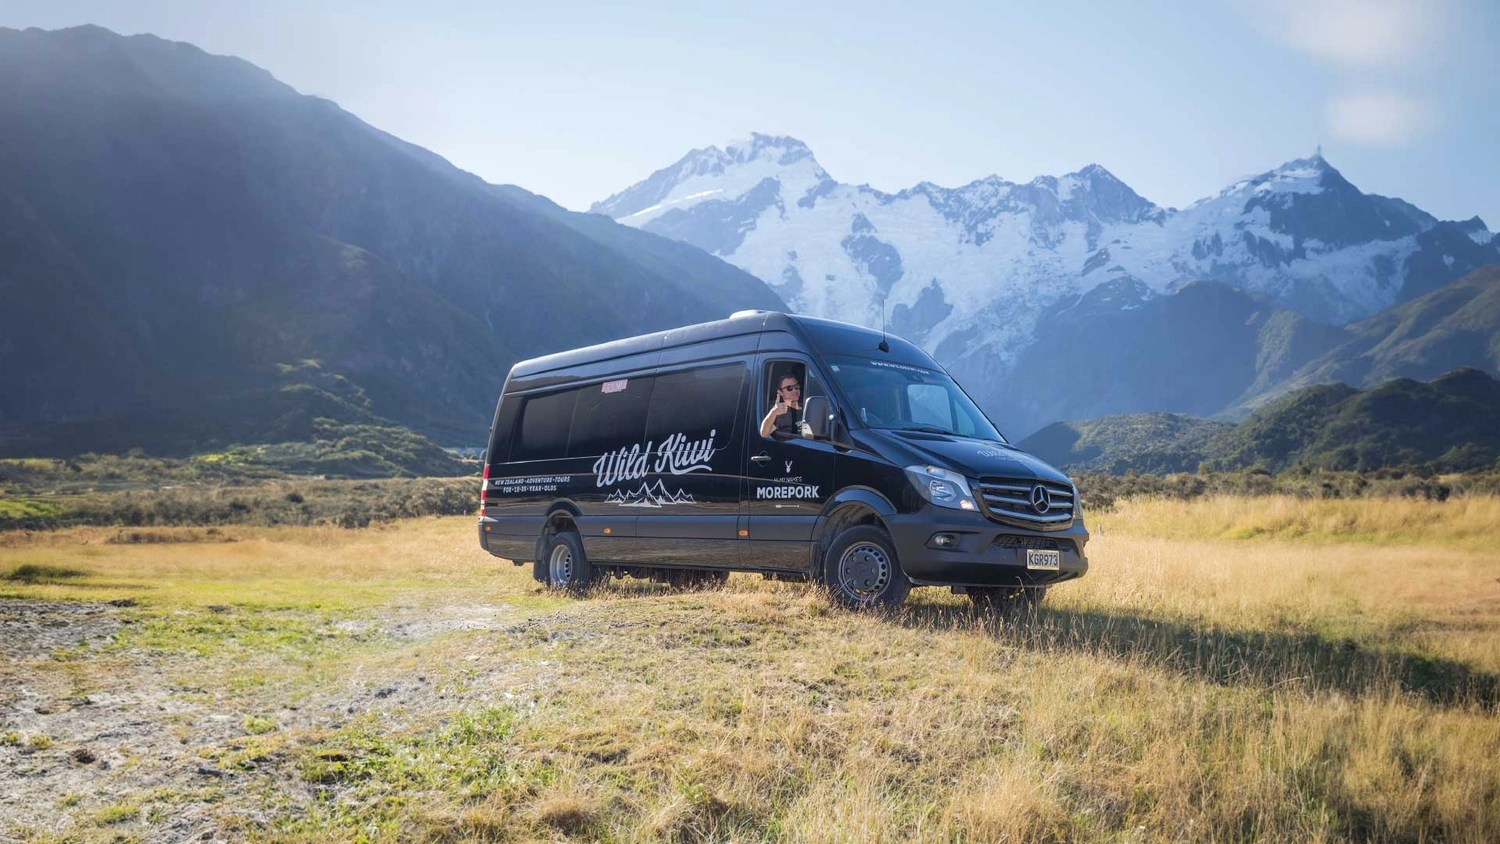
[{"x1": 931, "y1": 533, "x2": 957, "y2": 548}]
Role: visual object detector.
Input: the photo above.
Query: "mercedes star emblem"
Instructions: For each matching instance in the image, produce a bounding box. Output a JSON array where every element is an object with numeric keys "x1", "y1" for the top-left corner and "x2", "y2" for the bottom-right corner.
[{"x1": 1030, "y1": 484, "x2": 1051, "y2": 514}]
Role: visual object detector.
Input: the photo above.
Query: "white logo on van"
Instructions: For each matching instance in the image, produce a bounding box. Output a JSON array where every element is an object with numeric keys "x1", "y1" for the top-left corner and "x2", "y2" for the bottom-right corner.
[
  {"x1": 605, "y1": 480, "x2": 694, "y2": 508},
  {"x1": 784, "y1": 460, "x2": 794, "y2": 474},
  {"x1": 592, "y1": 429, "x2": 717, "y2": 488}
]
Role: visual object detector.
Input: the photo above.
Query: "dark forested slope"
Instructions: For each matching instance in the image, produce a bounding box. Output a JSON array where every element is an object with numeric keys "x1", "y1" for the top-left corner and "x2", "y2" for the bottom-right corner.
[{"x1": 0, "y1": 25, "x2": 783, "y2": 453}]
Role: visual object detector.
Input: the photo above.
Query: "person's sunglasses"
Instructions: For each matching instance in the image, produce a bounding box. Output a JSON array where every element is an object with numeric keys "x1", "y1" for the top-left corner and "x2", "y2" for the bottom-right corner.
[{"x1": 779, "y1": 385, "x2": 801, "y2": 392}]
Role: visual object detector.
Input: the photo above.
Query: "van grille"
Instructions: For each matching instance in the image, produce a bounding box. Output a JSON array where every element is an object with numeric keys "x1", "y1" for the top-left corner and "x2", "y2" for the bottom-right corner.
[
  {"x1": 991, "y1": 535, "x2": 1073, "y2": 552},
  {"x1": 973, "y1": 479, "x2": 1075, "y2": 531}
]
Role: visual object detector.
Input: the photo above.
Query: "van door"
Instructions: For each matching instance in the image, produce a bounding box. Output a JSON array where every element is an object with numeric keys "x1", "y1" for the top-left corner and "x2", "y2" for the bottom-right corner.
[
  {"x1": 629, "y1": 361, "x2": 750, "y2": 568},
  {"x1": 567, "y1": 375, "x2": 654, "y2": 561},
  {"x1": 744, "y1": 355, "x2": 836, "y2": 571}
]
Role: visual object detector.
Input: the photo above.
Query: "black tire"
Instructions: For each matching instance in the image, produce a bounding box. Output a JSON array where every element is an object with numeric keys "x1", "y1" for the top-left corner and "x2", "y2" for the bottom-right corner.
[
  {"x1": 969, "y1": 586, "x2": 1046, "y2": 617},
  {"x1": 541, "y1": 531, "x2": 595, "y2": 595},
  {"x1": 822, "y1": 525, "x2": 912, "y2": 610}
]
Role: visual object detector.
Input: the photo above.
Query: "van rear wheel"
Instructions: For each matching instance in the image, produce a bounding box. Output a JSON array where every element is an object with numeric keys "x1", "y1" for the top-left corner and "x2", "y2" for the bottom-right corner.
[
  {"x1": 823, "y1": 525, "x2": 911, "y2": 610},
  {"x1": 543, "y1": 531, "x2": 595, "y2": 595}
]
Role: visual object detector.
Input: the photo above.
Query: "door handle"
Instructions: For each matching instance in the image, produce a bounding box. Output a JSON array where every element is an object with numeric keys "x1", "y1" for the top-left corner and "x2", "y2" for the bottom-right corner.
[{"x1": 751, "y1": 453, "x2": 772, "y2": 464}]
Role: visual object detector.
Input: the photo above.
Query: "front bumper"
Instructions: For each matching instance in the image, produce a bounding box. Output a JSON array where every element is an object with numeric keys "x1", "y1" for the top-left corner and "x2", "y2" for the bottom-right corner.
[{"x1": 886, "y1": 505, "x2": 1089, "y2": 588}]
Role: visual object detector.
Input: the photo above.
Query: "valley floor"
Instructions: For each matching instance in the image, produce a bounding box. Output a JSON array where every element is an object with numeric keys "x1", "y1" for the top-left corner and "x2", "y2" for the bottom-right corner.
[{"x1": 1, "y1": 499, "x2": 1497, "y2": 842}]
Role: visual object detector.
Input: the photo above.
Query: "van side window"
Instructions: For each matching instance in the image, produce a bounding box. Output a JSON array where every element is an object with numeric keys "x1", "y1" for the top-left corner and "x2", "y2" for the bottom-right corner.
[
  {"x1": 489, "y1": 397, "x2": 522, "y2": 465},
  {"x1": 645, "y1": 364, "x2": 745, "y2": 445},
  {"x1": 568, "y1": 377, "x2": 655, "y2": 458},
  {"x1": 514, "y1": 389, "x2": 579, "y2": 461},
  {"x1": 760, "y1": 361, "x2": 826, "y2": 440}
]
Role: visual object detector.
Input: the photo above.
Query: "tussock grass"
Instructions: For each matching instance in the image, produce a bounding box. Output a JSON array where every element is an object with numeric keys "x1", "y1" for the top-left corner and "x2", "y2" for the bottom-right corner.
[
  {"x1": 3, "y1": 503, "x2": 1498, "y2": 842},
  {"x1": 1100, "y1": 494, "x2": 1500, "y2": 551},
  {"x1": 1, "y1": 563, "x2": 91, "y2": 583}
]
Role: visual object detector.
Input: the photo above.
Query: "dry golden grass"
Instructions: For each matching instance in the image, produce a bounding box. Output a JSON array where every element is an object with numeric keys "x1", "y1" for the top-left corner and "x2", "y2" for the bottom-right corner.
[
  {"x1": 1098, "y1": 494, "x2": 1500, "y2": 551},
  {"x1": 2, "y1": 499, "x2": 1497, "y2": 842},
  {"x1": 0, "y1": 520, "x2": 541, "y2": 612}
]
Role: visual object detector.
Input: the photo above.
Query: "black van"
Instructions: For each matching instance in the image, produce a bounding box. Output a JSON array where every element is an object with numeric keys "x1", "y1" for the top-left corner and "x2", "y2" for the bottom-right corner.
[{"x1": 478, "y1": 311, "x2": 1088, "y2": 611}]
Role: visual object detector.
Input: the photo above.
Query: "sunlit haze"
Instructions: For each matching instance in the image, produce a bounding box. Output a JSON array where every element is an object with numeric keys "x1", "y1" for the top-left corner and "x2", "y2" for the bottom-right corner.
[{"x1": 5, "y1": 0, "x2": 1498, "y2": 225}]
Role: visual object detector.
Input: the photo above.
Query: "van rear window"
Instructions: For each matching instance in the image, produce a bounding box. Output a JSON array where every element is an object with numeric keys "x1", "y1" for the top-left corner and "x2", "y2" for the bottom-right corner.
[
  {"x1": 645, "y1": 364, "x2": 745, "y2": 443},
  {"x1": 568, "y1": 377, "x2": 656, "y2": 458},
  {"x1": 513, "y1": 389, "x2": 578, "y2": 461}
]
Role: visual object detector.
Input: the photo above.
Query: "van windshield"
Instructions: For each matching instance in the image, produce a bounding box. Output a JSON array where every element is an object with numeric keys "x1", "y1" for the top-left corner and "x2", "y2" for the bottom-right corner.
[{"x1": 826, "y1": 356, "x2": 1005, "y2": 442}]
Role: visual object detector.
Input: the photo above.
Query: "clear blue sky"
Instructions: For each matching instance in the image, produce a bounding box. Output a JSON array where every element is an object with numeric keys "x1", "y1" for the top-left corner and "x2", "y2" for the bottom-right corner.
[{"x1": 6, "y1": 0, "x2": 1498, "y2": 225}]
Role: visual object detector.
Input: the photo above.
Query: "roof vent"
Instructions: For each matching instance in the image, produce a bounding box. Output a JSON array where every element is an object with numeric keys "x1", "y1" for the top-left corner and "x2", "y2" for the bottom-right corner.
[{"x1": 729, "y1": 309, "x2": 772, "y2": 319}]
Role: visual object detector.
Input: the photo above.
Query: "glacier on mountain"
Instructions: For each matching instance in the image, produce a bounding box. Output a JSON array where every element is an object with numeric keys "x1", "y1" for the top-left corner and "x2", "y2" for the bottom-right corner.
[{"x1": 593, "y1": 134, "x2": 1499, "y2": 434}]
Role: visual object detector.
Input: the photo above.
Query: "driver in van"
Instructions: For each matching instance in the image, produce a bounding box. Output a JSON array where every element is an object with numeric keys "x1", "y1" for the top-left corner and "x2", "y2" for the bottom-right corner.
[{"x1": 759, "y1": 373, "x2": 805, "y2": 438}]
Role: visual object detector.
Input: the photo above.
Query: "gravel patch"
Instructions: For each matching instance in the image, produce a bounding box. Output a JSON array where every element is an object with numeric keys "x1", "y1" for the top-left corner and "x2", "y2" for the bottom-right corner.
[{"x1": 0, "y1": 599, "x2": 532, "y2": 841}]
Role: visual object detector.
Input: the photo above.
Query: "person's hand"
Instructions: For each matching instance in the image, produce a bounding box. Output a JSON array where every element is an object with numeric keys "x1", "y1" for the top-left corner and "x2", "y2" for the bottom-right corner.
[{"x1": 772, "y1": 396, "x2": 790, "y2": 417}]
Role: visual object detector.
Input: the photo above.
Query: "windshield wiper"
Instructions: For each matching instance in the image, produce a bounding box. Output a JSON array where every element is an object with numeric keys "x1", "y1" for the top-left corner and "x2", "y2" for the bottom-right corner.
[{"x1": 894, "y1": 426, "x2": 962, "y2": 436}]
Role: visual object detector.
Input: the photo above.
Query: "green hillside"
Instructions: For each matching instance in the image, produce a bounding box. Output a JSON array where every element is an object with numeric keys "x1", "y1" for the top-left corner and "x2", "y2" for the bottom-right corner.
[
  {"x1": 1019, "y1": 413, "x2": 1233, "y2": 474},
  {"x1": 1022, "y1": 368, "x2": 1500, "y2": 475},
  {"x1": 996, "y1": 265, "x2": 1499, "y2": 439},
  {"x1": 1239, "y1": 264, "x2": 1500, "y2": 410},
  {"x1": 0, "y1": 362, "x2": 469, "y2": 477},
  {"x1": 1204, "y1": 367, "x2": 1500, "y2": 472}
]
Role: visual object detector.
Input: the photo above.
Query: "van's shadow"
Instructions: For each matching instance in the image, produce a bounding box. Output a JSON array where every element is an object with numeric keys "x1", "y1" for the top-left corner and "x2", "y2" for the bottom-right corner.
[{"x1": 894, "y1": 602, "x2": 1499, "y2": 709}]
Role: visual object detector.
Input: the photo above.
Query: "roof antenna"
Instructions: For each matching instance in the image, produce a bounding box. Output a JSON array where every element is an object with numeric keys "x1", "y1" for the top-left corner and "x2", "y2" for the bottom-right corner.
[{"x1": 878, "y1": 296, "x2": 890, "y2": 353}]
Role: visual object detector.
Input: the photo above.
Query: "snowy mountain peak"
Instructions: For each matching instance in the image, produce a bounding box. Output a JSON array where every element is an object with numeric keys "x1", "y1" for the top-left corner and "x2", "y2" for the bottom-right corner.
[
  {"x1": 590, "y1": 133, "x2": 826, "y2": 222},
  {"x1": 1212, "y1": 153, "x2": 1339, "y2": 204},
  {"x1": 722, "y1": 133, "x2": 821, "y2": 168}
]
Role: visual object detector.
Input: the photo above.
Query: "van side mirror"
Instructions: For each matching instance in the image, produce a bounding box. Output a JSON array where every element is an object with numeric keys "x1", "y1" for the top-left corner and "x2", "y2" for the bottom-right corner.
[{"x1": 803, "y1": 396, "x2": 832, "y2": 439}]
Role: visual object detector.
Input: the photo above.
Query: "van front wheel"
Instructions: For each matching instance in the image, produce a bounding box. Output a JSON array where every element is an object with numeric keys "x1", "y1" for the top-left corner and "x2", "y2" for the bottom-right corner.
[
  {"x1": 543, "y1": 531, "x2": 595, "y2": 595},
  {"x1": 824, "y1": 525, "x2": 911, "y2": 610}
]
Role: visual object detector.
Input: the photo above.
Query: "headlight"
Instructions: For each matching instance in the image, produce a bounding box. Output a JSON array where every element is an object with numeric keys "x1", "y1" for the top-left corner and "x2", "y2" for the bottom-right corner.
[{"x1": 904, "y1": 464, "x2": 978, "y2": 511}]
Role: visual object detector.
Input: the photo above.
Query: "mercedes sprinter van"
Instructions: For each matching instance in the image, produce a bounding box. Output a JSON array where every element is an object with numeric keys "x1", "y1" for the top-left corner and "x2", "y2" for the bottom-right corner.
[{"x1": 478, "y1": 311, "x2": 1088, "y2": 612}]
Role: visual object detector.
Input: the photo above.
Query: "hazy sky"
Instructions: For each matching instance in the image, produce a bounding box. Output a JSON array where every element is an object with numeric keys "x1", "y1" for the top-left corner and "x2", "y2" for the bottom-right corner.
[{"x1": 6, "y1": 0, "x2": 1498, "y2": 225}]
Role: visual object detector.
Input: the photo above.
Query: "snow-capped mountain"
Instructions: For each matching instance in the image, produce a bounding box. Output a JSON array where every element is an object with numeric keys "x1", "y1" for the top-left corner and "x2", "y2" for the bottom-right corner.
[{"x1": 593, "y1": 134, "x2": 1500, "y2": 435}]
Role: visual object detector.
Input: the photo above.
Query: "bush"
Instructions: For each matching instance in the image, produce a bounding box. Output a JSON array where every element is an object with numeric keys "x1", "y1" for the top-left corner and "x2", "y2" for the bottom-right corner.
[
  {"x1": 1074, "y1": 468, "x2": 1500, "y2": 512},
  {"x1": 0, "y1": 478, "x2": 479, "y2": 531}
]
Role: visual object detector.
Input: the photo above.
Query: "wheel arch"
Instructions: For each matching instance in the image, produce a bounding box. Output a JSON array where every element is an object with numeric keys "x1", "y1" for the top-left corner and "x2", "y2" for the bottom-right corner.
[
  {"x1": 810, "y1": 487, "x2": 897, "y2": 578},
  {"x1": 533, "y1": 501, "x2": 584, "y2": 577}
]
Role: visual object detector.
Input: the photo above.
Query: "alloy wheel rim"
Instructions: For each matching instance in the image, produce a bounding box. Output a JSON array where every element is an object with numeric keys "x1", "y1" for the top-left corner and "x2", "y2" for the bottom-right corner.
[{"x1": 838, "y1": 541, "x2": 890, "y2": 600}]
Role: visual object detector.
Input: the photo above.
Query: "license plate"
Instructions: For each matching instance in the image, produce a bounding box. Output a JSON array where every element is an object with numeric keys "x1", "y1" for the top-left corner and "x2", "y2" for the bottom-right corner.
[{"x1": 1026, "y1": 549, "x2": 1061, "y2": 570}]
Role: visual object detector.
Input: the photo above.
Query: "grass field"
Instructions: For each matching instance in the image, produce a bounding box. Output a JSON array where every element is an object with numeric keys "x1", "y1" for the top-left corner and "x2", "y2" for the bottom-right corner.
[{"x1": 1, "y1": 497, "x2": 1497, "y2": 842}]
